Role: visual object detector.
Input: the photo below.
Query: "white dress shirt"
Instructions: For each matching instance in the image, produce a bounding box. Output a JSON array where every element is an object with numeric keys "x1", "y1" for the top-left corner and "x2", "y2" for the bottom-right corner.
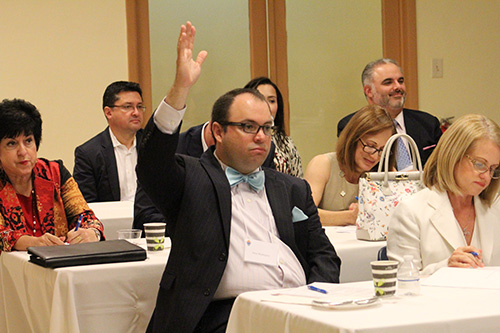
[
  {"x1": 109, "y1": 128, "x2": 137, "y2": 201},
  {"x1": 200, "y1": 121, "x2": 210, "y2": 152}
]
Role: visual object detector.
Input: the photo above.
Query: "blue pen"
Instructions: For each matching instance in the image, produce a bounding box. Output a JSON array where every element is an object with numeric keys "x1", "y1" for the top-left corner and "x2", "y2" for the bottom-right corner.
[
  {"x1": 355, "y1": 196, "x2": 359, "y2": 201},
  {"x1": 308, "y1": 285, "x2": 327, "y2": 294},
  {"x1": 74, "y1": 214, "x2": 83, "y2": 231},
  {"x1": 470, "y1": 251, "x2": 479, "y2": 257}
]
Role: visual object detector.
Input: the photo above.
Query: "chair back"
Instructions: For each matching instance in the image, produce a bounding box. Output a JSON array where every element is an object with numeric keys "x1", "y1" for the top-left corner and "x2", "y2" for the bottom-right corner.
[{"x1": 377, "y1": 246, "x2": 388, "y2": 260}]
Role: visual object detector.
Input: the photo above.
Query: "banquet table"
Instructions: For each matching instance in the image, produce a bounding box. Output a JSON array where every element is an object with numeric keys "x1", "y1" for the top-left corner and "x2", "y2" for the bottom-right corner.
[
  {"x1": 88, "y1": 201, "x2": 134, "y2": 240},
  {"x1": 0, "y1": 248, "x2": 169, "y2": 333},
  {"x1": 227, "y1": 280, "x2": 500, "y2": 332},
  {"x1": 324, "y1": 226, "x2": 385, "y2": 282},
  {"x1": 0, "y1": 226, "x2": 381, "y2": 332}
]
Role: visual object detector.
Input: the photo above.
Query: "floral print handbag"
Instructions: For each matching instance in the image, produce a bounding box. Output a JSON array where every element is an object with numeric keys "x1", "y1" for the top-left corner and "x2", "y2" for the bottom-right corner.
[{"x1": 356, "y1": 134, "x2": 425, "y2": 241}]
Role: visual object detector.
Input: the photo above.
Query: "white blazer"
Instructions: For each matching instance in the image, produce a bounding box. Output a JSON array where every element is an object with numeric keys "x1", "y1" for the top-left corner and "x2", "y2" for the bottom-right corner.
[{"x1": 387, "y1": 187, "x2": 500, "y2": 275}]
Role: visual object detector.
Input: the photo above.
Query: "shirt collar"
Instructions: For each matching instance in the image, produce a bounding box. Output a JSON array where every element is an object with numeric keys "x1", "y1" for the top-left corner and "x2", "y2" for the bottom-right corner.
[
  {"x1": 108, "y1": 128, "x2": 137, "y2": 149},
  {"x1": 394, "y1": 111, "x2": 406, "y2": 132},
  {"x1": 201, "y1": 121, "x2": 210, "y2": 152}
]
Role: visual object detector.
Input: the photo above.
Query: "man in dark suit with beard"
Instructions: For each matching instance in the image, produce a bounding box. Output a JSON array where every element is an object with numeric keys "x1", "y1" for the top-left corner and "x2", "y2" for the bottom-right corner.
[{"x1": 138, "y1": 22, "x2": 341, "y2": 333}]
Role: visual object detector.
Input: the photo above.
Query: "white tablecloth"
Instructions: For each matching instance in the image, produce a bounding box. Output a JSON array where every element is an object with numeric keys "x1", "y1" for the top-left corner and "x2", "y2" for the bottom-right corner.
[
  {"x1": 324, "y1": 226, "x2": 386, "y2": 282},
  {"x1": 88, "y1": 201, "x2": 134, "y2": 240},
  {"x1": 0, "y1": 249, "x2": 169, "y2": 333},
  {"x1": 0, "y1": 225, "x2": 383, "y2": 332},
  {"x1": 227, "y1": 281, "x2": 500, "y2": 332}
]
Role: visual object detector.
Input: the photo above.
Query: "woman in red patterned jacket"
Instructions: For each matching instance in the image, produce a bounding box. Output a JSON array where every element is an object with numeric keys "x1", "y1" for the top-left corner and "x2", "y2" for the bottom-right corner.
[{"x1": 0, "y1": 99, "x2": 104, "y2": 251}]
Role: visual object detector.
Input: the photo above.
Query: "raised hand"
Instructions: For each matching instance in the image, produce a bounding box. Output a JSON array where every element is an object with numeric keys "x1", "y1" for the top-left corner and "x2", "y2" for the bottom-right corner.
[{"x1": 166, "y1": 21, "x2": 208, "y2": 110}]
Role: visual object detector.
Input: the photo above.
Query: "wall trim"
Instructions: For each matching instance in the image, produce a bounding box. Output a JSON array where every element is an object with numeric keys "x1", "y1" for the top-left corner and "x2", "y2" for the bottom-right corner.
[{"x1": 126, "y1": 0, "x2": 153, "y2": 122}]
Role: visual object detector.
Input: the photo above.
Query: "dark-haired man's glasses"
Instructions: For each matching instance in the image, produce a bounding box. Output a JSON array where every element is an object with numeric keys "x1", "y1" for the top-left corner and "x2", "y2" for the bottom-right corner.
[
  {"x1": 110, "y1": 104, "x2": 146, "y2": 113},
  {"x1": 221, "y1": 122, "x2": 277, "y2": 136},
  {"x1": 359, "y1": 139, "x2": 384, "y2": 156},
  {"x1": 465, "y1": 155, "x2": 500, "y2": 179}
]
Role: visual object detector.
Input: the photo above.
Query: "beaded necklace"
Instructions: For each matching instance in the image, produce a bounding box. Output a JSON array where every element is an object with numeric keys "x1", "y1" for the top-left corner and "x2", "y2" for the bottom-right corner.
[{"x1": 31, "y1": 186, "x2": 38, "y2": 236}]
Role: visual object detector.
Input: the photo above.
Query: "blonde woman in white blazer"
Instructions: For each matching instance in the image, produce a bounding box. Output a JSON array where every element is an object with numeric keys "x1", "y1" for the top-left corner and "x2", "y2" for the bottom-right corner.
[{"x1": 388, "y1": 114, "x2": 500, "y2": 275}]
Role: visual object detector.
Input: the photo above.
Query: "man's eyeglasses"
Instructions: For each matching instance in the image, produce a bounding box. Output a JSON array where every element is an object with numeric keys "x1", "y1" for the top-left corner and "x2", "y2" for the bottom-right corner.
[
  {"x1": 465, "y1": 155, "x2": 500, "y2": 179},
  {"x1": 359, "y1": 139, "x2": 384, "y2": 156},
  {"x1": 110, "y1": 104, "x2": 146, "y2": 113},
  {"x1": 220, "y1": 122, "x2": 277, "y2": 136}
]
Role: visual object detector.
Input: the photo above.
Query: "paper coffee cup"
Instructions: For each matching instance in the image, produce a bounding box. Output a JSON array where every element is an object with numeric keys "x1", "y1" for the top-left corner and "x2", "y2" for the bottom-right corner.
[
  {"x1": 143, "y1": 222, "x2": 166, "y2": 252},
  {"x1": 370, "y1": 260, "x2": 399, "y2": 297}
]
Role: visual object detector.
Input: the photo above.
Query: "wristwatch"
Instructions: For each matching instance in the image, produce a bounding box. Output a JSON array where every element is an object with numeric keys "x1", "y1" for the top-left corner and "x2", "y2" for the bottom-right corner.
[{"x1": 91, "y1": 228, "x2": 101, "y2": 241}]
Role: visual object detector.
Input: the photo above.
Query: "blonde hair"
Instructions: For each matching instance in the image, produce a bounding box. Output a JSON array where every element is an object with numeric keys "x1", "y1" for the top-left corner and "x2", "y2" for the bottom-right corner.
[
  {"x1": 336, "y1": 105, "x2": 395, "y2": 174},
  {"x1": 424, "y1": 114, "x2": 500, "y2": 205}
]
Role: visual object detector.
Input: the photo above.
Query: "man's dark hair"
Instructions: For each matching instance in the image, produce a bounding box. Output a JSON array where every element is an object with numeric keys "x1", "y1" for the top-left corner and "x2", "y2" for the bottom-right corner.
[
  {"x1": 102, "y1": 81, "x2": 142, "y2": 109},
  {"x1": 211, "y1": 88, "x2": 268, "y2": 144},
  {"x1": 211, "y1": 88, "x2": 267, "y2": 126},
  {"x1": 0, "y1": 99, "x2": 42, "y2": 149}
]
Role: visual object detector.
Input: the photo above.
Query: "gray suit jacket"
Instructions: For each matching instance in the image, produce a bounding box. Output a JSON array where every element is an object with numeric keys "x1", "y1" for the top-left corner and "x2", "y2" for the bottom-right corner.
[{"x1": 137, "y1": 118, "x2": 340, "y2": 332}]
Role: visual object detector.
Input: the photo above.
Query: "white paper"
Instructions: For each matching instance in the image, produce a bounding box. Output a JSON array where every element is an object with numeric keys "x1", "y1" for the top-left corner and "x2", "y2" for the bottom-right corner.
[
  {"x1": 422, "y1": 266, "x2": 500, "y2": 289},
  {"x1": 262, "y1": 283, "x2": 374, "y2": 305}
]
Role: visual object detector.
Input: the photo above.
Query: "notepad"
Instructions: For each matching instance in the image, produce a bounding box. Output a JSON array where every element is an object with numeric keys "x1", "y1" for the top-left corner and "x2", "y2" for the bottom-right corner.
[{"x1": 421, "y1": 266, "x2": 500, "y2": 289}]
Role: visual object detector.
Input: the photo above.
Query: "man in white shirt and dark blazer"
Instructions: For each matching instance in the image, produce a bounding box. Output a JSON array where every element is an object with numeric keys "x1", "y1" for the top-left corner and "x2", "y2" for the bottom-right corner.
[
  {"x1": 74, "y1": 81, "x2": 145, "y2": 202},
  {"x1": 137, "y1": 22, "x2": 341, "y2": 333}
]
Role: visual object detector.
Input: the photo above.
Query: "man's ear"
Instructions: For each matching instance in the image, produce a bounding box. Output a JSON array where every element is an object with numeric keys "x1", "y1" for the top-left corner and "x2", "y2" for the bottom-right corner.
[
  {"x1": 363, "y1": 84, "x2": 372, "y2": 99},
  {"x1": 211, "y1": 122, "x2": 224, "y2": 144},
  {"x1": 103, "y1": 106, "x2": 113, "y2": 120}
]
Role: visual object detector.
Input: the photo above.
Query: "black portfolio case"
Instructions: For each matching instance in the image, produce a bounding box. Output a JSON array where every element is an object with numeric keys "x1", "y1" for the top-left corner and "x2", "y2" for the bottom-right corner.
[{"x1": 27, "y1": 240, "x2": 147, "y2": 268}]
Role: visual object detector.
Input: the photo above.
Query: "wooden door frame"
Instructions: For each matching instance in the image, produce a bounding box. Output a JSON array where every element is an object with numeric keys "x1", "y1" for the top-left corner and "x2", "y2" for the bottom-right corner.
[
  {"x1": 382, "y1": 0, "x2": 418, "y2": 109},
  {"x1": 249, "y1": 0, "x2": 290, "y2": 134},
  {"x1": 125, "y1": 0, "x2": 153, "y2": 122},
  {"x1": 126, "y1": 0, "x2": 418, "y2": 125}
]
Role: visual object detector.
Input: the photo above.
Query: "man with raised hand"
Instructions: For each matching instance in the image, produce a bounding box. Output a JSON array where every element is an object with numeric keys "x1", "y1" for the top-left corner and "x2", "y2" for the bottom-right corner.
[{"x1": 138, "y1": 22, "x2": 340, "y2": 333}]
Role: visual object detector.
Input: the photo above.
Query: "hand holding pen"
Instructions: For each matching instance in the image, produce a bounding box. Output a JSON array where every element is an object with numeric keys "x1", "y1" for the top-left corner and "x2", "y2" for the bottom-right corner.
[
  {"x1": 448, "y1": 246, "x2": 484, "y2": 268},
  {"x1": 65, "y1": 214, "x2": 85, "y2": 244},
  {"x1": 74, "y1": 214, "x2": 83, "y2": 231}
]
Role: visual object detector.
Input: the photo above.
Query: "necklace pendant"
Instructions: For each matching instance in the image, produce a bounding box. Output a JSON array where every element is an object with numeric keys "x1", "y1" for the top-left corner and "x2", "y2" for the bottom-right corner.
[{"x1": 340, "y1": 190, "x2": 346, "y2": 197}]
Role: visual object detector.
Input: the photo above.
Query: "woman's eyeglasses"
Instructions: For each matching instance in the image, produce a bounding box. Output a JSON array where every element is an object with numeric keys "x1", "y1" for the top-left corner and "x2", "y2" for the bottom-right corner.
[
  {"x1": 465, "y1": 155, "x2": 500, "y2": 179},
  {"x1": 359, "y1": 139, "x2": 384, "y2": 156}
]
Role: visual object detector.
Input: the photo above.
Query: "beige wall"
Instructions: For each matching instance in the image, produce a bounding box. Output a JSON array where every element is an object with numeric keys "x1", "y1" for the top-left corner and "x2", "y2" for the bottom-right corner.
[
  {"x1": 151, "y1": 0, "x2": 383, "y2": 169},
  {"x1": 417, "y1": 0, "x2": 500, "y2": 125},
  {"x1": 149, "y1": 0, "x2": 251, "y2": 130},
  {"x1": 0, "y1": 0, "x2": 128, "y2": 172},
  {"x1": 286, "y1": 0, "x2": 382, "y2": 168},
  {"x1": 3, "y1": 1, "x2": 500, "y2": 175}
]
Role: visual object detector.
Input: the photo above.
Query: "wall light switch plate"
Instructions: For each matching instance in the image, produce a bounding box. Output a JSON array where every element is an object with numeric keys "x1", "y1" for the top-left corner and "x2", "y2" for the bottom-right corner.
[{"x1": 432, "y1": 58, "x2": 443, "y2": 78}]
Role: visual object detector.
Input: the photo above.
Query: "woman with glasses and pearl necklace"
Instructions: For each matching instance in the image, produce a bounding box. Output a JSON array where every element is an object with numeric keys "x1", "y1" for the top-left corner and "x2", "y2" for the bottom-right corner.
[
  {"x1": 388, "y1": 114, "x2": 500, "y2": 275},
  {"x1": 305, "y1": 105, "x2": 396, "y2": 226}
]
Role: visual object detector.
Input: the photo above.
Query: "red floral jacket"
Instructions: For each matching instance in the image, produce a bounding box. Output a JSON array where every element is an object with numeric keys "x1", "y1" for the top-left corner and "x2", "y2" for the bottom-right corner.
[{"x1": 0, "y1": 158, "x2": 104, "y2": 251}]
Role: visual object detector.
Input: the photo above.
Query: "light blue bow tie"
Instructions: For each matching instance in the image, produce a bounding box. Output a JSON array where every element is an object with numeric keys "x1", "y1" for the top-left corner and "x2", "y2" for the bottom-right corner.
[{"x1": 225, "y1": 167, "x2": 265, "y2": 192}]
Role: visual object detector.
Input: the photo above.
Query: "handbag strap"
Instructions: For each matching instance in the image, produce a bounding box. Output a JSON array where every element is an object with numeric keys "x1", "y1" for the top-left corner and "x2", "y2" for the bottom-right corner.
[{"x1": 377, "y1": 133, "x2": 424, "y2": 186}]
